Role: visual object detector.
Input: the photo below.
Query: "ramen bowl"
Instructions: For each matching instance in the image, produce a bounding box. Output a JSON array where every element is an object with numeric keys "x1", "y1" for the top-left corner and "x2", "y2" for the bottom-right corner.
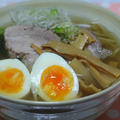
[{"x1": 0, "y1": 0, "x2": 120, "y2": 120}]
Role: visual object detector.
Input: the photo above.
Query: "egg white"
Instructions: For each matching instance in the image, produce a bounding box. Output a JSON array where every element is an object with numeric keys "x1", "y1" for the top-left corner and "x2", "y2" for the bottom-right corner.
[
  {"x1": 0, "y1": 59, "x2": 31, "y2": 99},
  {"x1": 31, "y1": 52, "x2": 79, "y2": 101}
]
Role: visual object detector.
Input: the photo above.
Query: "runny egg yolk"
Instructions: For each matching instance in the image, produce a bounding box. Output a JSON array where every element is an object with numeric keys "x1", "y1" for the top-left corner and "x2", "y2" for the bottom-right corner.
[
  {"x1": 0, "y1": 68, "x2": 24, "y2": 94},
  {"x1": 41, "y1": 65, "x2": 74, "y2": 101}
]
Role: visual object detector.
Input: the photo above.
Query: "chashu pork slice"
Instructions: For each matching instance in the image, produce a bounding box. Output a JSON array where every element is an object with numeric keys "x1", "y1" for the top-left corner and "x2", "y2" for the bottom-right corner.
[{"x1": 4, "y1": 25, "x2": 60, "y2": 70}]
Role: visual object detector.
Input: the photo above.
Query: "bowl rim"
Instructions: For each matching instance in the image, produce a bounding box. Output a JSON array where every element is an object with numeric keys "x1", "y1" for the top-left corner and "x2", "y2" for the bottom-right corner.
[{"x1": 0, "y1": 0, "x2": 120, "y2": 106}]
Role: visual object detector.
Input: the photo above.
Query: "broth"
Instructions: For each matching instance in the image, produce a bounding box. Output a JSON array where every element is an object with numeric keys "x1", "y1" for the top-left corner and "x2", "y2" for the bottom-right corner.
[{"x1": 1, "y1": 16, "x2": 120, "y2": 101}]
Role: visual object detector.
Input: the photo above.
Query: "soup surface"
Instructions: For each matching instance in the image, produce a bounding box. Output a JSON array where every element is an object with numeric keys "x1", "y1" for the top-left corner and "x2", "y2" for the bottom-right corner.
[{"x1": 0, "y1": 8, "x2": 120, "y2": 102}]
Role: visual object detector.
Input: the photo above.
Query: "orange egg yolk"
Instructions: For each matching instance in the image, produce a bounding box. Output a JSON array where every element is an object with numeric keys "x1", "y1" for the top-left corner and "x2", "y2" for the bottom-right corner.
[
  {"x1": 0, "y1": 68, "x2": 24, "y2": 94},
  {"x1": 41, "y1": 65, "x2": 74, "y2": 101}
]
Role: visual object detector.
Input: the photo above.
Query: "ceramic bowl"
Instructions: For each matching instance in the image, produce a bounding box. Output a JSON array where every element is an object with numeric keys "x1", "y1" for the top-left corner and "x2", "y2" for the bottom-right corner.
[{"x1": 0, "y1": 0, "x2": 120, "y2": 120}]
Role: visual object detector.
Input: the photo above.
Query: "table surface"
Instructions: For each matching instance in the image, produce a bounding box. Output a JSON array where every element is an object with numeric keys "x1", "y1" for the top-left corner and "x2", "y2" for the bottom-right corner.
[{"x1": 0, "y1": 0, "x2": 120, "y2": 120}]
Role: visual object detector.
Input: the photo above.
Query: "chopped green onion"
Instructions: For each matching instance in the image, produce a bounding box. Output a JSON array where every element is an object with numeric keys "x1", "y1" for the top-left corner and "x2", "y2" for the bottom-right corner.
[{"x1": 51, "y1": 22, "x2": 81, "y2": 43}]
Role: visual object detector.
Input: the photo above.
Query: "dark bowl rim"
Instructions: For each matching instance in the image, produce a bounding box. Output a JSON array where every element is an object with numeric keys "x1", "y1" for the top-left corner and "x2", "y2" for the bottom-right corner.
[{"x1": 0, "y1": 0, "x2": 120, "y2": 106}]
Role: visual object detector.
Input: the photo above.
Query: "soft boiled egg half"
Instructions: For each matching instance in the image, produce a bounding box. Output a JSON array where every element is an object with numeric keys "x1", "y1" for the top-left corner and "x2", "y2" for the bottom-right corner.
[
  {"x1": 31, "y1": 52, "x2": 79, "y2": 101},
  {"x1": 0, "y1": 59, "x2": 31, "y2": 99}
]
